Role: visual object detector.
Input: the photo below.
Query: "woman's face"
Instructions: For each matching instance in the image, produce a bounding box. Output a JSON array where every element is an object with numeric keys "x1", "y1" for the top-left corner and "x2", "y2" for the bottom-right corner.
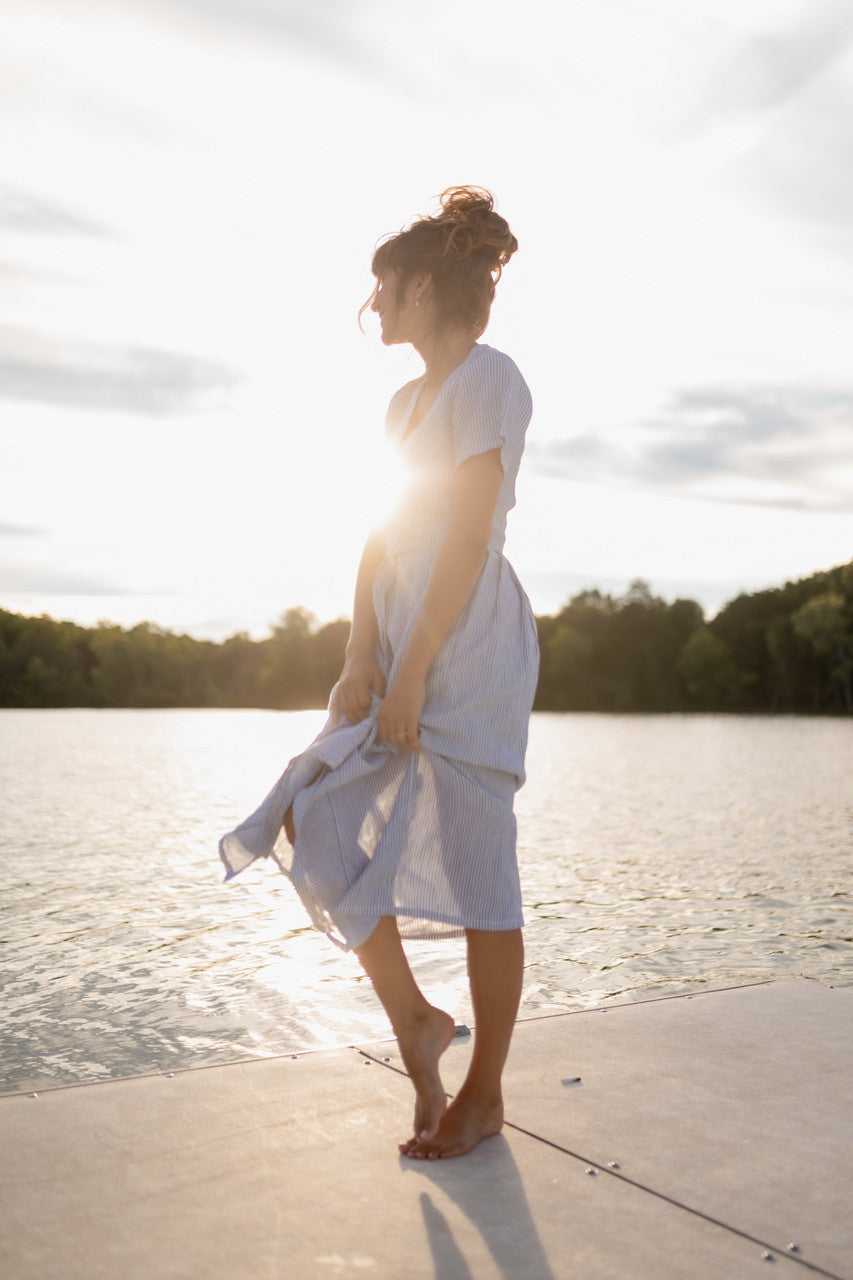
[{"x1": 372, "y1": 270, "x2": 424, "y2": 346}]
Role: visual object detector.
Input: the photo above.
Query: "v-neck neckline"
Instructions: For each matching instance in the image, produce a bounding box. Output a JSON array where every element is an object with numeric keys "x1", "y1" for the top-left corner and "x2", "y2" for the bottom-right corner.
[{"x1": 399, "y1": 344, "x2": 481, "y2": 445}]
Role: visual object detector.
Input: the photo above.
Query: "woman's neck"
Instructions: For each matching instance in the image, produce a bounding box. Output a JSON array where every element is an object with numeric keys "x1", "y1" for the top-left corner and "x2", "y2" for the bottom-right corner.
[{"x1": 414, "y1": 328, "x2": 477, "y2": 390}]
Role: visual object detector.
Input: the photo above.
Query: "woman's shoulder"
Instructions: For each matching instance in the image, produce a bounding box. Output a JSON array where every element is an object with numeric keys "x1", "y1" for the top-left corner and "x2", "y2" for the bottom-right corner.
[
  {"x1": 471, "y1": 343, "x2": 524, "y2": 374},
  {"x1": 463, "y1": 344, "x2": 529, "y2": 394},
  {"x1": 457, "y1": 345, "x2": 532, "y2": 416}
]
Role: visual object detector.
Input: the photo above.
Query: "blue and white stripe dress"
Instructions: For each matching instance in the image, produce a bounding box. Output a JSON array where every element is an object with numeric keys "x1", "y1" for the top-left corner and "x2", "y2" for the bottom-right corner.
[{"x1": 219, "y1": 343, "x2": 539, "y2": 949}]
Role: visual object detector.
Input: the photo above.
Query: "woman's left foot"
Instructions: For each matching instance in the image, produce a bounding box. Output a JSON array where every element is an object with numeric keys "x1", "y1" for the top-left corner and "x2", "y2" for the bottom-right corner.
[
  {"x1": 402, "y1": 1088, "x2": 504, "y2": 1160},
  {"x1": 395, "y1": 1006, "x2": 455, "y2": 1154}
]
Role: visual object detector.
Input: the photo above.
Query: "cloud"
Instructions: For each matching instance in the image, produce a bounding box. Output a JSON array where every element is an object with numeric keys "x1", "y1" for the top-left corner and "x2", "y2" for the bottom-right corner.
[
  {"x1": 732, "y1": 76, "x2": 853, "y2": 231},
  {"x1": 528, "y1": 384, "x2": 853, "y2": 512},
  {"x1": 683, "y1": 2, "x2": 853, "y2": 234},
  {"x1": 0, "y1": 523, "x2": 129, "y2": 599},
  {"x1": 0, "y1": 185, "x2": 116, "y2": 238},
  {"x1": 709, "y1": 0, "x2": 853, "y2": 113},
  {"x1": 146, "y1": 0, "x2": 402, "y2": 83},
  {"x1": 0, "y1": 326, "x2": 241, "y2": 415},
  {"x1": 0, "y1": 562, "x2": 135, "y2": 596},
  {"x1": 0, "y1": 522, "x2": 48, "y2": 538}
]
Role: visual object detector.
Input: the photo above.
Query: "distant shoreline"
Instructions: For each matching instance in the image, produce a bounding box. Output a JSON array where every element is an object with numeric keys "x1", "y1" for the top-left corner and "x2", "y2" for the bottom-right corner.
[{"x1": 1, "y1": 559, "x2": 851, "y2": 715}]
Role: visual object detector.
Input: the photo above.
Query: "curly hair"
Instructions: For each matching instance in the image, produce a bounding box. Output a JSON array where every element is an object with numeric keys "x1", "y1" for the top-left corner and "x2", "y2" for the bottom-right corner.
[{"x1": 363, "y1": 187, "x2": 518, "y2": 338}]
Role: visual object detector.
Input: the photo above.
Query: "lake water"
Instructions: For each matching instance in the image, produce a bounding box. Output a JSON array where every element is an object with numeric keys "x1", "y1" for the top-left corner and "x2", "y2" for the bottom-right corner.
[{"x1": 1, "y1": 709, "x2": 850, "y2": 1096}]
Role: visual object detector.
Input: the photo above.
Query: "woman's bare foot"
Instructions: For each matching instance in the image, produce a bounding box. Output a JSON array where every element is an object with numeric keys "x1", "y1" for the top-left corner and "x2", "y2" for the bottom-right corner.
[
  {"x1": 395, "y1": 1006, "x2": 455, "y2": 1154},
  {"x1": 402, "y1": 1086, "x2": 504, "y2": 1160}
]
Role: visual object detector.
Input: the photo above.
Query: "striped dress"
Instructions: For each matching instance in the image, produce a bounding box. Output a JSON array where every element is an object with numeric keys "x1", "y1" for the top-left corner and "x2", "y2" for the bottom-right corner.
[{"x1": 219, "y1": 343, "x2": 539, "y2": 949}]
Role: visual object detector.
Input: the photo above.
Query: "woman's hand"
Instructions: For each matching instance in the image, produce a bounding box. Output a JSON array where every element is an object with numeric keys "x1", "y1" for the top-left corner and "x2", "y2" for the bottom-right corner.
[
  {"x1": 331, "y1": 653, "x2": 385, "y2": 726},
  {"x1": 377, "y1": 673, "x2": 425, "y2": 751}
]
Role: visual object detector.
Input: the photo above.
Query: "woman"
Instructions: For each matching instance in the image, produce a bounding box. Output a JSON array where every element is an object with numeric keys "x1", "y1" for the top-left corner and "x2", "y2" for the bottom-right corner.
[{"x1": 220, "y1": 186, "x2": 538, "y2": 1160}]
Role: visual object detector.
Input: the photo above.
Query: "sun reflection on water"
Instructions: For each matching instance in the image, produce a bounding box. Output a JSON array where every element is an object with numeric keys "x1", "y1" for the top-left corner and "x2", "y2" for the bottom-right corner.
[{"x1": 1, "y1": 708, "x2": 851, "y2": 1094}]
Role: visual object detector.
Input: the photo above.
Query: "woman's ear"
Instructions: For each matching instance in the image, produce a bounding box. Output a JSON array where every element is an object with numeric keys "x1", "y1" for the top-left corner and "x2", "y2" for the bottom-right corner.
[{"x1": 413, "y1": 272, "x2": 433, "y2": 300}]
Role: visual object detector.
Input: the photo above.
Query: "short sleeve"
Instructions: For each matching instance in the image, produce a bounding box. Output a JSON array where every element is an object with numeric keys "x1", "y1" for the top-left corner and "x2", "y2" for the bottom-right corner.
[{"x1": 451, "y1": 348, "x2": 533, "y2": 469}]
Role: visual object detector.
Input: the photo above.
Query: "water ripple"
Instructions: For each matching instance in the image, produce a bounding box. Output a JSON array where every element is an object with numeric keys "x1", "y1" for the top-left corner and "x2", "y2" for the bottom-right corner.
[{"x1": 1, "y1": 709, "x2": 850, "y2": 1094}]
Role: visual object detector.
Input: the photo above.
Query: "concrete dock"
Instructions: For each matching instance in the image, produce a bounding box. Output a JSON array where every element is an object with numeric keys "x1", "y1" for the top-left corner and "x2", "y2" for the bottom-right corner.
[{"x1": 1, "y1": 979, "x2": 850, "y2": 1279}]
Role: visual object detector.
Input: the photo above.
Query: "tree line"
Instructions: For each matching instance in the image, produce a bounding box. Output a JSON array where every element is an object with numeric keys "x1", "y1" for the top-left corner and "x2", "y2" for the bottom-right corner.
[{"x1": 1, "y1": 559, "x2": 851, "y2": 714}]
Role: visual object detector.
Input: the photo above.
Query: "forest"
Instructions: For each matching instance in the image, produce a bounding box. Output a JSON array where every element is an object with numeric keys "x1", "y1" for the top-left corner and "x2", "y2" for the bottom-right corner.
[{"x1": 1, "y1": 560, "x2": 851, "y2": 714}]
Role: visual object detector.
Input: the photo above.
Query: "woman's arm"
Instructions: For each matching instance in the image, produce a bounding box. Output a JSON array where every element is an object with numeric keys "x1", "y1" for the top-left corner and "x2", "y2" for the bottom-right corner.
[
  {"x1": 331, "y1": 528, "x2": 387, "y2": 725},
  {"x1": 377, "y1": 447, "x2": 504, "y2": 749}
]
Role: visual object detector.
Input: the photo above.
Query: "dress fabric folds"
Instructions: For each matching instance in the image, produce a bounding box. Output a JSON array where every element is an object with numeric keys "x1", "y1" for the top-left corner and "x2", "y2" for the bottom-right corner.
[{"x1": 219, "y1": 344, "x2": 539, "y2": 950}]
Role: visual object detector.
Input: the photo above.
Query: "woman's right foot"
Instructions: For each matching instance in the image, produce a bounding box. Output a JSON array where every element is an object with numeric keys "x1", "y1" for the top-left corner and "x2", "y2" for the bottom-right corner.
[
  {"x1": 403, "y1": 1087, "x2": 504, "y2": 1160},
  {"x1": 395, "y1": 1006, "x2": 455, "y2": 1153}
]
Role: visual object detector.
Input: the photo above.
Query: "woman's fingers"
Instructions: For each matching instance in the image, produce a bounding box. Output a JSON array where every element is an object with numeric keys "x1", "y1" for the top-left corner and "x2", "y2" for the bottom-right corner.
[
  {"x1": 331, "y1": 659, "x2": 386, "y2": 726},
  {"x1": 341, "y1": 693, "x2": 367, "y2": 723},
  {"x1": 337, "y1": 676, "x2": 375, "y2": 724},
  {"x1": 376, "y1": 675, "x2": 424, "y2": 751},
  {"x1": 333, "y1": 672, "x2": 420, "y2": 746},
  {"x1": 376, "y1": 714, "x2": 420, "y2": 751}
]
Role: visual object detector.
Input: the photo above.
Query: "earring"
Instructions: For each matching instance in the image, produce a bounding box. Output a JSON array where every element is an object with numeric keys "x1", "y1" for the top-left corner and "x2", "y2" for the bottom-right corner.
[{"x1": 415, "y1": 297, "x2": 421, "y2": 308}]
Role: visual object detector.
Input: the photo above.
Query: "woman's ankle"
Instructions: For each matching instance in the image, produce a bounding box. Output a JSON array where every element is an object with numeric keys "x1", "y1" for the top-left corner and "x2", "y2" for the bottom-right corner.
[
  {"x1": 394, "y1": 1002, "x2": 447, "y2": 1039},
  {"x1": 456, "y1": 1075, "x2": 504, "y2": 1107}
]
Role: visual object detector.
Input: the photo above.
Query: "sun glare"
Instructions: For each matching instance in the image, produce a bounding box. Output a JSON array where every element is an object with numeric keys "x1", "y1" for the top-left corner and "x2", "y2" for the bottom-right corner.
[{"x1": 370, "y1": 443, "x2": 410, "y2": 526}]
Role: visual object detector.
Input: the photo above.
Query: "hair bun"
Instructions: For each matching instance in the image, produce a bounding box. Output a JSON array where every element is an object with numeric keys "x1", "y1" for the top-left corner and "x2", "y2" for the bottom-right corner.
[
  {"x1": 434, "y1": 186, "x2": 518, "y2": 272},
  {"x1": 366, "y1": 185, "x2": 519, "y2": 338}
]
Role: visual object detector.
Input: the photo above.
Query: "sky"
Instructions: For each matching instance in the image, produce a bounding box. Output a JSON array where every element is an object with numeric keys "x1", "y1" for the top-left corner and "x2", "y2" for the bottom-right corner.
[{"x1": 1, "y1": 0, "x2": 851, "y2": 640}]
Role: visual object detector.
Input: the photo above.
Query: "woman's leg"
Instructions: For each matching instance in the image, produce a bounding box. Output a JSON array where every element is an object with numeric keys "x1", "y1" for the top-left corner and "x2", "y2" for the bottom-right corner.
[
  {"x1": 405, "y1": 927, "x2": 523, "y2": 1160},
  {"x1": 355, "y1": 916, "x2": 455, "y2": 1147},
  {"x1": 282, "y1": 809, "x2": 453, "y2": 1146}
]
